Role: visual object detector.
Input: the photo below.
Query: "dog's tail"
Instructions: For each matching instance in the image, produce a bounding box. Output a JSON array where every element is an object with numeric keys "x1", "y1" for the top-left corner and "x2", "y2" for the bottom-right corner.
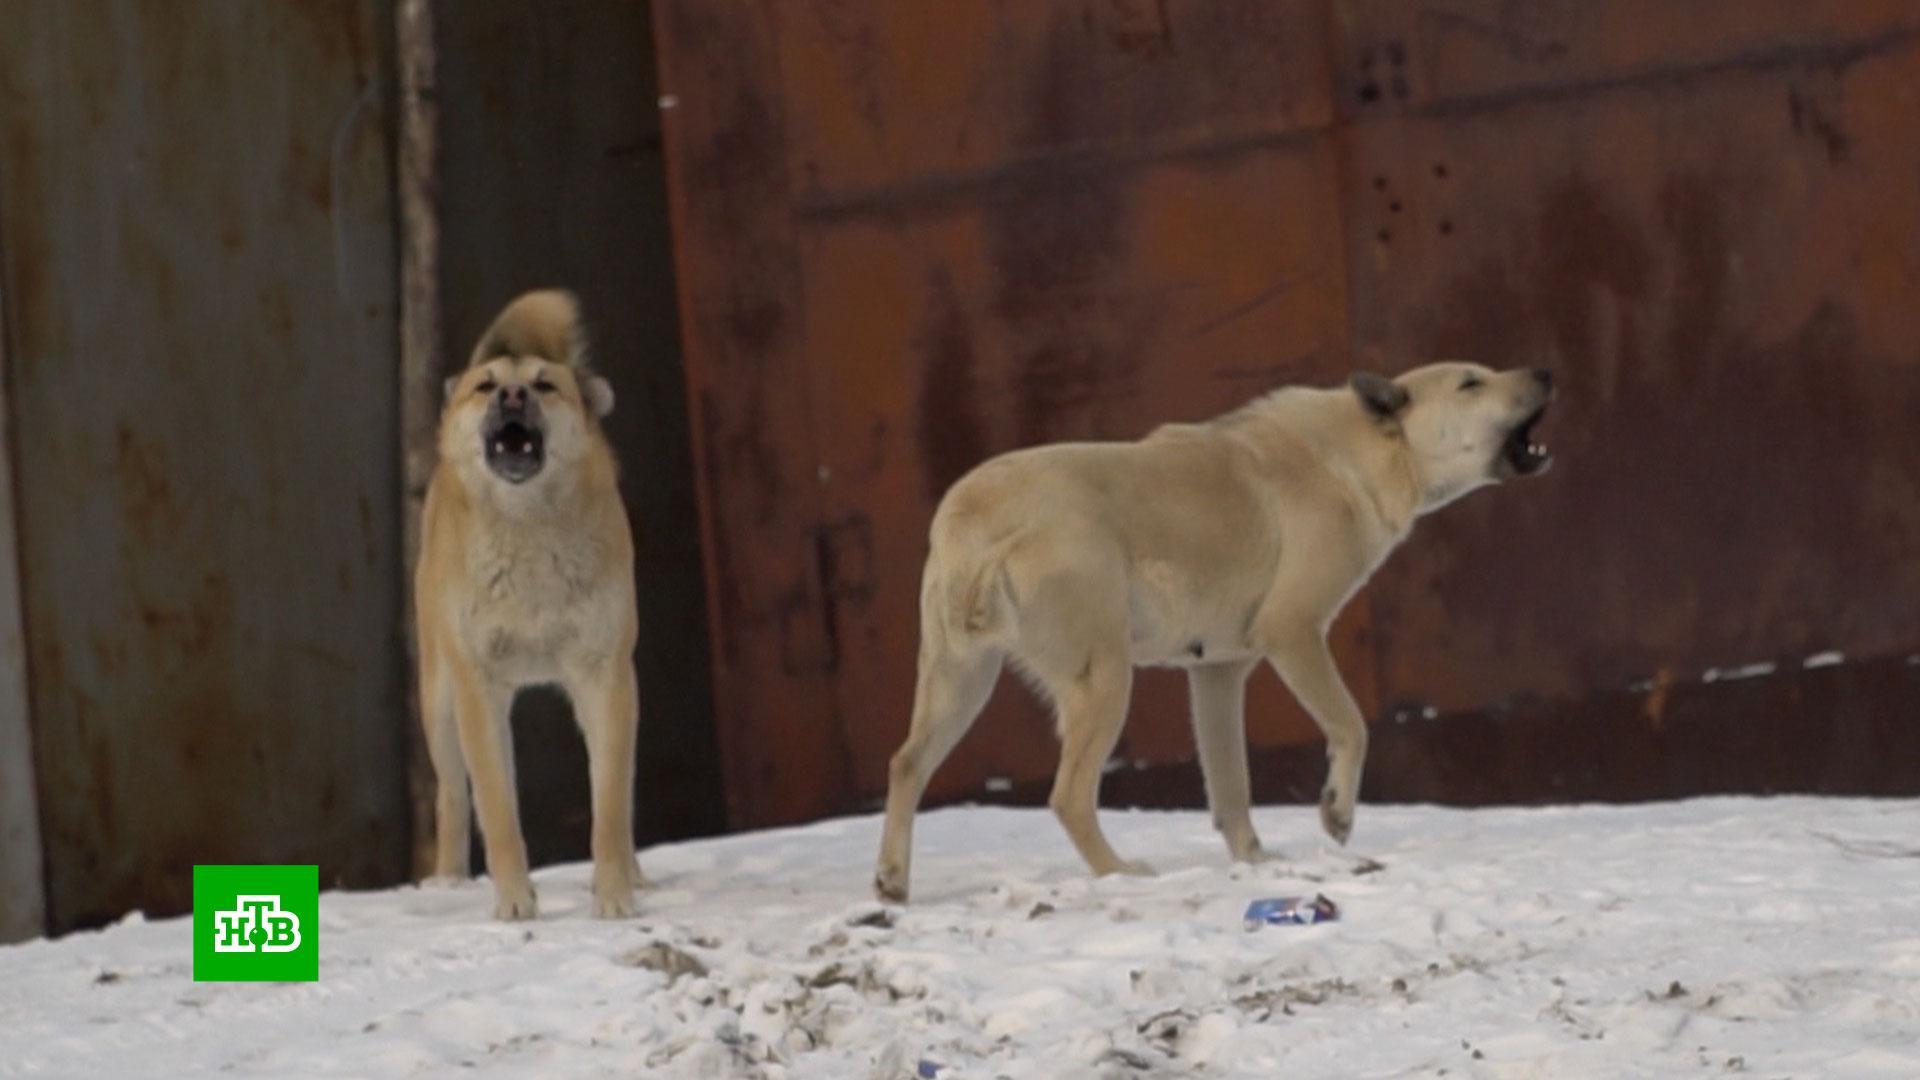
[
  {"x1": 930, "y1": 530, "x2": 1023, "y2": 646},
  {"x1": 470, "y1": 289, "x2": 589, "y2": 369}
]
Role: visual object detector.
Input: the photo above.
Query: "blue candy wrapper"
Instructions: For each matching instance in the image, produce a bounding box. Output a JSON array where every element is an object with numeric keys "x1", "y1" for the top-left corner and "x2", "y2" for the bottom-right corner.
[{"x1": 1244, "y1": 893, "x2": 1339, "y2": 929}]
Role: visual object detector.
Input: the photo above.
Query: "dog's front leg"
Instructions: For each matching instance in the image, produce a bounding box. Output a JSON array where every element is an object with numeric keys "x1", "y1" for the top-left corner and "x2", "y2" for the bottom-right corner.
[
  {"x1": 449, "y1": 659, "x2": 537, "y2": 919},
  {"x1": 565, "y1": 657, "x2": 640, "y2": 919},
  {"x1": 1187, "y1": 659, "x2": 1265, "y2": 862},
  {"x1": 1263, "y1": 629, "x2": 1368, "y2": 845}
]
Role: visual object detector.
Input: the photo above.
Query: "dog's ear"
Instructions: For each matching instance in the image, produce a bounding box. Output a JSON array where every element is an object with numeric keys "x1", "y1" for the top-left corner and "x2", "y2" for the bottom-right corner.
[
  {"x1": 1350, "y1": 371, "x2": 1409, "y2": 419},
  {"x1": 582, "y1": 374, "x2": 615, "y2": 419}
]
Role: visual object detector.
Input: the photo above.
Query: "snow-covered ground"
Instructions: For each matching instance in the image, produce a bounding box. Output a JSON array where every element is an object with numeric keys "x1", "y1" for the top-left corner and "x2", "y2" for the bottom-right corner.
[{"x1": 4, "y1": 797, "x2": 1918, "y2": 1079}]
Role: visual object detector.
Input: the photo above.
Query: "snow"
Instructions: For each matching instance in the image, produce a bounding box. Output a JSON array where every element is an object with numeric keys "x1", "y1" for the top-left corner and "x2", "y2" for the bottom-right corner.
[{"x1": 4, "y1": 796, "x2": 1919, "y2": 1079}]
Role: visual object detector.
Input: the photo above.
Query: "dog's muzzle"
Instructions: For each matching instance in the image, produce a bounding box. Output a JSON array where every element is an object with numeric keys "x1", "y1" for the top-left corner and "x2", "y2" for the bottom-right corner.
[
  {"x1": 482, "y1": 390, "x2": 546, "y2": 484},
  {"x1": 1497, "y1": 369, "x2": 1554, "y2": 478}
]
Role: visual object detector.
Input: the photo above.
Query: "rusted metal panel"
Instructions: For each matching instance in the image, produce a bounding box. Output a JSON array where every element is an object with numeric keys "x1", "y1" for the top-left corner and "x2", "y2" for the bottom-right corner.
[
  {"x1": 659, "y1": 1, "x2": 1375, "y2": 825},
  {"x1": 0, "y1": 280, "x2": 44, "y2": 943},
  {"x1": 1338, "y1": 8, "x2": 1920, "y2": 714},
  {"x1": 656, "y1": 0, "x2": 849, "y2": 827},
  {"x1": 661, "y1": 0, "x2": 1920, "y2": 826},
  {"x1": 0, "y1": 1, "x2": 407, "y2": 932}
]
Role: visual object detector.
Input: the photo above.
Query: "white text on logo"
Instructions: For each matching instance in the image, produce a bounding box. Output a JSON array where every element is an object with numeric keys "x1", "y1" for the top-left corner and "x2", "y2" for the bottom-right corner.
[{"x1": 212, "y1": 895, "x2": 302, "y2": 953}]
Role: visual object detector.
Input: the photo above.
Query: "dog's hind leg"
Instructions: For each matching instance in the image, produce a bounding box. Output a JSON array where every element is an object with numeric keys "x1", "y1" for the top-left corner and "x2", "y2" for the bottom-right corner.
[
  {"x1": 564, "y1": 658, "x2": 640, "y2": 919},
  {"x1": 1188, "y1": 659, "x2": 1266, "y2": 862},
  {"x1": 1044, "y1": 648, "x2": 1148, "y2": 879},
  {"x1": 874, "y1": 636, "x2": 1004, "y2": 903},
  {"x1": 420, "y1": 643, "x2": 471, "y2": 880}
]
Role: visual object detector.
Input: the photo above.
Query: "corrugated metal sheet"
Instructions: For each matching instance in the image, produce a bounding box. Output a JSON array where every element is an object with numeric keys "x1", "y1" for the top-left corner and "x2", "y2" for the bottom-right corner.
[
  {"x1": 0, "y1": 1, "x2": 407, "y2": 932},
  {"x1": 656, "y1": 0, "x2": 1920, "y2": 828}
]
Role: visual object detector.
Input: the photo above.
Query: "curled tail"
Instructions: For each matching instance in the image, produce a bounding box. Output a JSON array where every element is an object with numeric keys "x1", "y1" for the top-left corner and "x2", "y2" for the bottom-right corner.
[{"x1": 470, "y1": 289, "x2": 589, "y2": 369}]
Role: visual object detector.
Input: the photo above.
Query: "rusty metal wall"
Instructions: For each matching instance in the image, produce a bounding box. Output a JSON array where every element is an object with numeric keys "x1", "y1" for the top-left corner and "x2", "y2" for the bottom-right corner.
[
  {"x1": 0, "y1": 1, "x2": 408, "y2": 932},
  {"x1": 656, "y1": 0, "x2": 1920, "y2": 828},
  {"x1": 1337, "y1": 0, "x2": 1920, "y2": 713},
  {"x1": 429, "y1": 0, "x2": 726, "y2": 869}
]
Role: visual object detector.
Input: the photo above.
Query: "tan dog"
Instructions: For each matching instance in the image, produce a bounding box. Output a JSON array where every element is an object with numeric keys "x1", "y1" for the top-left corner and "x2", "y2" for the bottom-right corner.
[
  {"x1": 415, "y1": 290, "x2": 641, "y2": 920},
  {"x1": 875, "y1": 363, "x2": 1555, "y2": 901}
]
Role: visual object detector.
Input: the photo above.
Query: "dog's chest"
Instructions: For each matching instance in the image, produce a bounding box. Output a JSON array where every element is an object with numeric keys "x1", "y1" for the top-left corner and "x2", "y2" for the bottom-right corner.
[{"x1": 461, "y1": 533, "x2": 616, "y2": 673}]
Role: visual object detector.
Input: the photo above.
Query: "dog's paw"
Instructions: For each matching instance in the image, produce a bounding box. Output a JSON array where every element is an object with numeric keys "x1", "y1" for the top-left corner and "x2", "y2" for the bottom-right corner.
[
  {"x1": 1102, "y1": 858, "x2": 1157, "y2": 878},
  {"x1": 1229, "y1": 838, "x2": 1273, "y2": 865},
  {"x1": 873, "y1": 864, "x2": 910, "y2": 905},
  {"x1": 591, "y1": 887, "x2": 637, "y2": 920},
  {"x1": 1319, "y1": 787, "x2": 1354, "y2": 846},
  {"x1": 492, "y1": 879, "x2": 539, "y2": 921},
  {"x1": 592, "y1": 860, "x2": 639, "y2": 918}
]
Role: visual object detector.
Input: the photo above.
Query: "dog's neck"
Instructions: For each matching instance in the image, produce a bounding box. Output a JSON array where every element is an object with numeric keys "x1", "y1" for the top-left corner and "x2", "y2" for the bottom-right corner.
[{"x1": 1226, "y1": 388, "x2": 1424, "y2": 537}]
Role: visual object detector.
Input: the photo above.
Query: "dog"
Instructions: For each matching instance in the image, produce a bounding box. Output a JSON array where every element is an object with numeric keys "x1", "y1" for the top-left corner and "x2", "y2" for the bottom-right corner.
[
  {"x1": 874, "y1": 362, "x2": 1555, "y2": 901},
  {"x1": 414, "y1": 290, "x2": 641, "y2": 920}
]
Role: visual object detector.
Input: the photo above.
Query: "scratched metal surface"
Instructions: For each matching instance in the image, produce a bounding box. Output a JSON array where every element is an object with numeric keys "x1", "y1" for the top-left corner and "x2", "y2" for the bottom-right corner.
[
  {"x1": 0, "y1": 1, "x2": 407, "y2": 932},
  {"x1": 656, "y1": 0, "x2": 1920, "y2": 828}
]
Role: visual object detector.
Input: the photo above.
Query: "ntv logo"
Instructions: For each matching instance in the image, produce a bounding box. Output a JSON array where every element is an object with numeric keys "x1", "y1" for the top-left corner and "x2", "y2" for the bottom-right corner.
[
  {"x1": 213, "y1": 895, "x2": 302, "y2": 953},
  {"x1": 193, "y1": 865, "x2": 319, "y2": 981}
]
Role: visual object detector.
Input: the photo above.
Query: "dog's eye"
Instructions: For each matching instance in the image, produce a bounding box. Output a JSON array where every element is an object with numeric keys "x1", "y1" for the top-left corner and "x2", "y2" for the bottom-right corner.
[
  {"x1": 532, "y1": 378, "x2": 558, "y2": 394},
  {"x1": 1458, "y1": 375, "x2": 1483, "y2": 392},
  {"x1": 475, "y1": 378, "x2": 498, "y2": 394}
]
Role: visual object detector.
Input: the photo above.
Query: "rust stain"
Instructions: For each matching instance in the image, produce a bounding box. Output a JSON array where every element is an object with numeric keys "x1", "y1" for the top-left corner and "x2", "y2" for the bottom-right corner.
[
  {"x1": 280, "y1": 133, "x2": 331, "y2": 211},
  {"x1": 115, "y1": 423, "x2": 180, "y2": 543},
  {"x1": 1642, "y1": 667, "x2": 1675, "y2": 730},
  {"x1": 135, "y1": 576, "x2": 232, "y2": 662},
  {"x1": 914, "y1": 268, "x2": 987, "y2": 498},
  {"x1": 357, "y1": 493, "x2": 377, "y2": 567},
  {"x1": 1786, "y1": 84, "x2": 1852, "y2": 164}
]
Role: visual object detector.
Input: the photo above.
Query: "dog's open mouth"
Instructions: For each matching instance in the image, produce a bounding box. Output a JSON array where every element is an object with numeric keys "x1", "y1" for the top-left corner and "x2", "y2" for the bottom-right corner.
[
  {"x1": 483, "y1": 419, "x2": 545, "y2": 483},
  {"x1": 1501, "y1": 405, "x2": 1551, "y2": 476}
]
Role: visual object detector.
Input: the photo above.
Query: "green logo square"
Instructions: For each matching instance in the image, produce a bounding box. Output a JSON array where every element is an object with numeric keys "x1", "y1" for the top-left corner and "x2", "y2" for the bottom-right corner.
[{"x1": 193, "y1": 865, "x2": 318, "y2": 982}]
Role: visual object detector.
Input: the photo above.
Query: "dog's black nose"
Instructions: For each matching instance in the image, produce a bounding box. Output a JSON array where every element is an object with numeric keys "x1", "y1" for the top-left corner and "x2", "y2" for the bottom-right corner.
[
  {"x1": 499, "y1": 384, "x2": 527, "y2": 409},
  {"x1": 1531, "y1": 368, "x2": 1554, "y2": 391}
]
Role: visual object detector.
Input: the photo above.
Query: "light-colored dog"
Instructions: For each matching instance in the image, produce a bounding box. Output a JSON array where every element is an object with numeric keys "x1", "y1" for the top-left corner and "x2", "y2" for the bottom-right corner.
[
  {"x1": 875, "y1": 363, "x2": 1555, "y2": 901},
  {"x1": 415, "y1": 290, "x2": 641, "y2": 920}
]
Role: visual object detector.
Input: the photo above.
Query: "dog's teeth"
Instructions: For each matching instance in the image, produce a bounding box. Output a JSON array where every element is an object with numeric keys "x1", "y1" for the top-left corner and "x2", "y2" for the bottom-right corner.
[{"x1": 494, "y1": 441, "x2": 506, "y2": 454}]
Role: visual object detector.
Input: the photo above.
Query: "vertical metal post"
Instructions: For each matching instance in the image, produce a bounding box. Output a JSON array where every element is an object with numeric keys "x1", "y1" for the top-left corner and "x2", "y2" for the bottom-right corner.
[
  {"x1": 396, "y1": 0, "x2": 442, "y2": 877},
  {"x1": 0, "y1": 240, "x2": 46, "y2": 942}
]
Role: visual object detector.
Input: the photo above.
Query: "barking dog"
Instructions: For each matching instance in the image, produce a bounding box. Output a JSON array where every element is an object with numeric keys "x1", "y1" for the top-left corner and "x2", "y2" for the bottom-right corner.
[
  {"x1": 415, "y1": 290, "x2": 641, "y2": 920},
  {"x1": 875, "y1": 363, "x2": 1555, "y2": 902}
]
